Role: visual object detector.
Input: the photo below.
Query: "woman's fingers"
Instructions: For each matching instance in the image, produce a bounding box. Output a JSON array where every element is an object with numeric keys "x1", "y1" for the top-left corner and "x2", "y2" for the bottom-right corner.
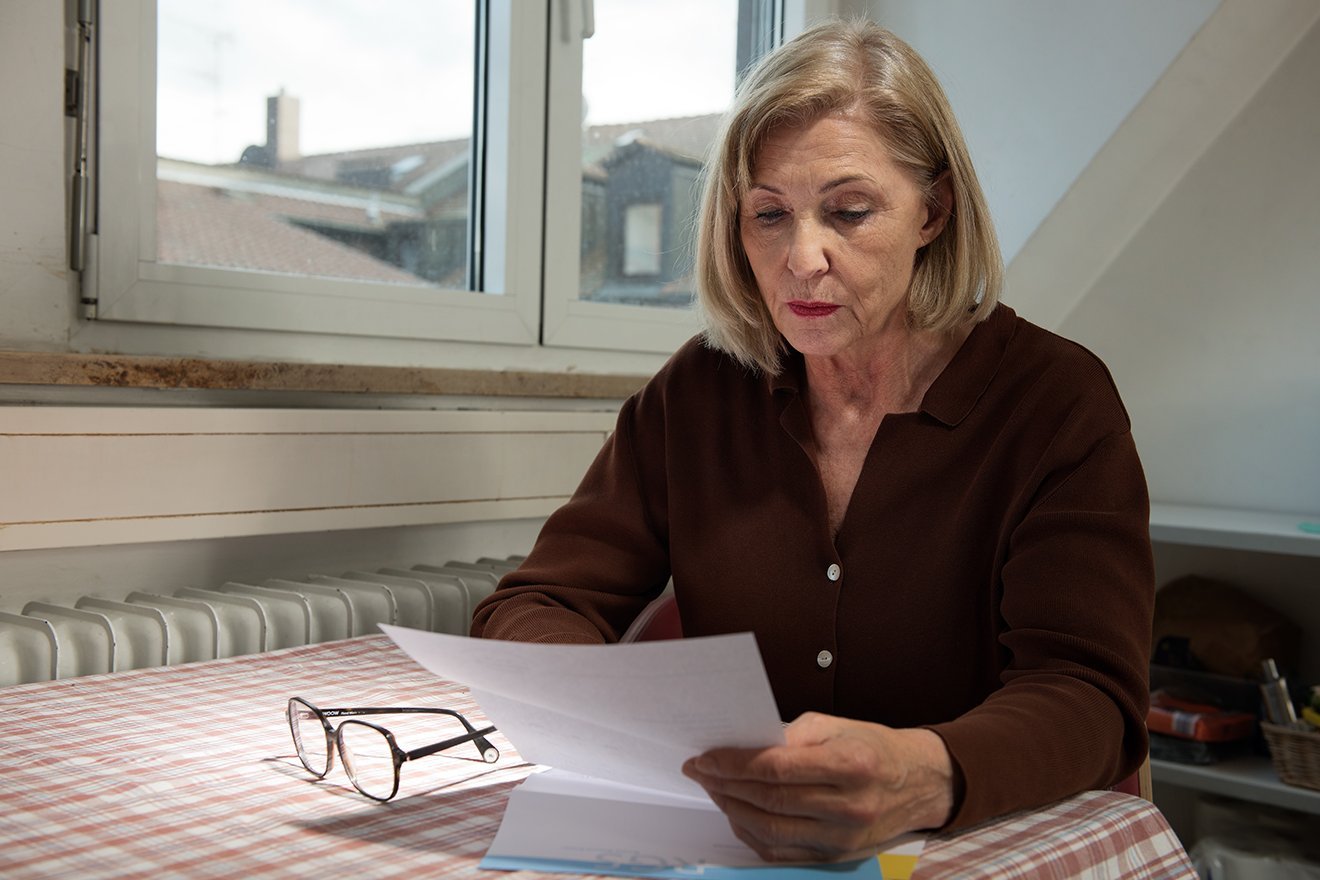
[
  {"x1": 685, "y1": 720, "x2": 894, "y2": 803},
  {"x1": 681, "y1": 715, "x2": 953, "y2": 862},
  {"x1": 704, "y1": 788, "x2": 873, "y2": 862},
  {"x1": 686, "y1": 760, "x2": 873, "y2": 822},
  {"x1": 683, "y1": 743, "x2": 889, "y2": 861}
]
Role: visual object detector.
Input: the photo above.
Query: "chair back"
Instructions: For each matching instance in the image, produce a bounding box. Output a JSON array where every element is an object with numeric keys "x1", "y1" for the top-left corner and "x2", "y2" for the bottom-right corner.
[
  {"x1": 1111, "y1": 755, "x2": 1153, "y2": 802},
  {"x1": 621, "y1": 593, "x2": 681, "y2": 642}
]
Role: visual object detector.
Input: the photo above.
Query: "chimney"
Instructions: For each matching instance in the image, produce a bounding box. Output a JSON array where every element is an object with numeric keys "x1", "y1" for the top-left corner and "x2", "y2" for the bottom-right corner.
[{"x1": 266, "y1": 90, "x2": 300, "y2": 164}]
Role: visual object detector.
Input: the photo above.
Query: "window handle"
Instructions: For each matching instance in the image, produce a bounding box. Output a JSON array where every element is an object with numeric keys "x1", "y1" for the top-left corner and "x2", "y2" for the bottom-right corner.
[
  {"x1": 561, "y1": 0, "x2": 595, "y2": 42},
  {"x1": 581, "y1": 0, "x2": 595, "y2": 39}
]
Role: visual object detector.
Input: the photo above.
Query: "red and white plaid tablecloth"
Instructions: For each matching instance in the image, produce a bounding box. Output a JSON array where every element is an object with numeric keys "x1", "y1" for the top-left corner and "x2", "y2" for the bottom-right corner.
[{"x1": 0, "y1": 635, "x2": 1194, "y2": 879}]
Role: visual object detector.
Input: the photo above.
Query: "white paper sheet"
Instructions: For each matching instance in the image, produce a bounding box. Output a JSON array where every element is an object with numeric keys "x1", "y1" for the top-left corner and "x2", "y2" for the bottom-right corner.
[
  {"x1": 486, "y1": 769, "x2": 923, "y2": 879},
  {"x1": 492, "y1": 768, "x2": 767, "y2": 868},
  {"x1": 380, "y1": 625, "x2": 786, "y2": 796}
]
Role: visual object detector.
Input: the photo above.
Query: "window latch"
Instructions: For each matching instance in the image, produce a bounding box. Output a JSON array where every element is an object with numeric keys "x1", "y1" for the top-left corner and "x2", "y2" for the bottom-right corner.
[
  {"x1": 68, "y1": 0, "x2": 96, "y2": 283},
  {"x1": 560, "y1": 0, "x2": 595, "y2": 42}
]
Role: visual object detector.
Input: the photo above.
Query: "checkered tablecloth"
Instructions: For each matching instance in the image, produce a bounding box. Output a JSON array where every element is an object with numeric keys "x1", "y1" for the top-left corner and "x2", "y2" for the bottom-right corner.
[{"x1": 0, "y1": 635, "x2": 1194, "y2": 879}]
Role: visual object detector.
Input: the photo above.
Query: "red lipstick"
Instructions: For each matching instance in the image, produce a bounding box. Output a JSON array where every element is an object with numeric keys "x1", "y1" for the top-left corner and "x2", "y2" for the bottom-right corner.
[{"x1": 787, "y1": 301, "x2": 840, "y2": 317}]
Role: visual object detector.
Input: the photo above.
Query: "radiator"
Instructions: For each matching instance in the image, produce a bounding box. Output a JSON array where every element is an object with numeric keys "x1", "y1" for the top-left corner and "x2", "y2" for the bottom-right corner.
[{"x1": 0, "y1": 556, "x2": 522, "y2": 686}]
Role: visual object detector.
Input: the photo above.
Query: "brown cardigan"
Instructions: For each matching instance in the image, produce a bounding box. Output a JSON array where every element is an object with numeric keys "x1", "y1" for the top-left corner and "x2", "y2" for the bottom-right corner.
[{"x1": 471, "y1": 304, "x2": 1154, "y2": 830}]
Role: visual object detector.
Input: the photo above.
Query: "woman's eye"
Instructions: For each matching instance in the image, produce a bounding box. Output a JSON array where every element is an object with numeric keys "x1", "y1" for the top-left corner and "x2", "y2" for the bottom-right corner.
[
  {"x1": 834, "y1": 209, "x2": 870, "y2": 223},
  {"x1": 754, "y1": 209, "x2": 786, "y2": 224}
]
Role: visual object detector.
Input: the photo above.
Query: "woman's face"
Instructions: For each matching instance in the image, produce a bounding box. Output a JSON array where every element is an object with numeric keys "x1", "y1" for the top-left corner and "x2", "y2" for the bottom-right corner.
[{"x1": 739, "y1": 112, "x2": 948, "y2": 362}]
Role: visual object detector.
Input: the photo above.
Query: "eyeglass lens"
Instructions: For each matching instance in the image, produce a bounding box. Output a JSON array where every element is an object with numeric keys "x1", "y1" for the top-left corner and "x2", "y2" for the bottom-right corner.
[
  {"x1": 288, "y1": 699, "x2": 331, "y2": 777},
  {"x1": 338, "y1": 721, "x2": 397, "y2": 800}
]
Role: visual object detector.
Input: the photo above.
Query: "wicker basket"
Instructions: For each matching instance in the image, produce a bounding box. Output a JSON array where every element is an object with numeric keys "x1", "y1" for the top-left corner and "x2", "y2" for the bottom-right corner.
[{"x1": 1262, "y1": 722, "x2": 1320, "y2": 790}]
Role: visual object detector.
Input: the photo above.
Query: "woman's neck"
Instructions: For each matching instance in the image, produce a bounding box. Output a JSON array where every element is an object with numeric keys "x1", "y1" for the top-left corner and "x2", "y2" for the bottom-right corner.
[{"x1": 802, "y1": 323, "x2": 971, "y2": 420}]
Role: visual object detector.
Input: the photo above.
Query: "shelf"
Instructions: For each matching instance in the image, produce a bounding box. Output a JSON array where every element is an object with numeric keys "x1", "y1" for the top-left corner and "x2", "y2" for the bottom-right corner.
[
  {"x1": 1151, "y1": 756, "x2": 1320, "y2": 815},
  {"x1": 1147, "y1": 507, "x2": 1320, "y2": 819},
  {"x1": 1150, "y1": 503, "x2": 1320, "y2": 558}
]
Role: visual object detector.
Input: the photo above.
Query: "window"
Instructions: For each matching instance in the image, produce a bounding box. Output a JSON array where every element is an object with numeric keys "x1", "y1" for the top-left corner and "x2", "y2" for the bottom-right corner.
[
  {"x1": 155, "y1": 0, "x2": 477, "y2": 292},
  {"x1": 542, "y1": 0, "x2": 752, "y2": 351},
  {"x1": 622, "y1": 204, "x2": 662, "y2": 278},
  {"x1": 93, "y1": 0, "x2": 543, "y2": 347},
  {"x1": 87, "y1": 1, "x2": 799, "y2": 359}
]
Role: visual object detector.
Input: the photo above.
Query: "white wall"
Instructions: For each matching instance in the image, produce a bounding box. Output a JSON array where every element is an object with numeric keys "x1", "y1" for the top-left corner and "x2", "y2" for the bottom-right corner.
[
  {"x1": 1060, "y1": 14, "x2": 1320, "y2": 515},
  {"x1": 867, "y1": 0, "x2": 1219, "y2": 266}
]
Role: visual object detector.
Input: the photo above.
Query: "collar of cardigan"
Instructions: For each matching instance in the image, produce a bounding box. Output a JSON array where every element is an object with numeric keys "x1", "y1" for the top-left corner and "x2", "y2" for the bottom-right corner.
[{"x1": 766, "y1": 302, "x2": 1015, "y2": 428}]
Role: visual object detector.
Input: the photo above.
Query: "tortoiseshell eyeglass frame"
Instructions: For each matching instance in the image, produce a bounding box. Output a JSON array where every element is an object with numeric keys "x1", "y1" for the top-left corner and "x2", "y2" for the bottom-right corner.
[{"x1": 287, "y1": 696, "x2": 499, "y2": 801}]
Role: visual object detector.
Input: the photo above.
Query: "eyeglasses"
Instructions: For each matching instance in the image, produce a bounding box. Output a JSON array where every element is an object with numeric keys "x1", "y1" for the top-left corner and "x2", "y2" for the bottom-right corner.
[{"x1": 287, "y1": 696, "x2": 499, "y2": 801}]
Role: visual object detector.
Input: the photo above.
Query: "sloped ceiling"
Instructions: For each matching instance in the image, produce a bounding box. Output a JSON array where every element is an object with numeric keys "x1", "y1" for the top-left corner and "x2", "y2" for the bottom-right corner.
[
  {"x1": 1059, "y1": 7, "x2": 1320, "y2": 513},
  {"x1": 1007, "y1": 0, "x2": 1320, "y2": 330},
  {"x1": 869, "y1": 0, "x2": 1220, "y2": 298}
]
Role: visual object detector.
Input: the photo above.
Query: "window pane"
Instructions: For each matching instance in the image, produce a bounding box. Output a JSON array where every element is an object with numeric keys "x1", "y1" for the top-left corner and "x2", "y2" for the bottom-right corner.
[
  {"x1": 578, "y1": 1, "x2": 739, "y2": 308},
  {"x1": 622, "y1": 204, "x2": 663, "y2": 276},
  {"x1": 155, "y1": 0, "x2": 476, "y2": 290}
]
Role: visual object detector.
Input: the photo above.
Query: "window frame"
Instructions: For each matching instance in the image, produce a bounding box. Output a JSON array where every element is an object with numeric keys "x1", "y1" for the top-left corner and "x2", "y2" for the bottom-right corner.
[
  {"x1": 84, "y1": 0, "x2": 828, "y2": 361},
  {"x1": 540, "y1": 0, "x2": 740, "y2": 353},
  {"x1": 90, "y1": 0, "x2": 546, "y2": 347}
]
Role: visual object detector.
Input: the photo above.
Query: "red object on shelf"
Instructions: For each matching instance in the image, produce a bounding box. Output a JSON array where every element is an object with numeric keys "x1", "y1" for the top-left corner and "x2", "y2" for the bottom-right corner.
[{"x1": 1147, "y1": 689, "x2": 1257, "y2": 743}]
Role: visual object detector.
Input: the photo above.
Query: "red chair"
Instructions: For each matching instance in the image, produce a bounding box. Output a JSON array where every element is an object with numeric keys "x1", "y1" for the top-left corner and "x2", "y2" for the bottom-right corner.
[
  {"x1": 620, "y1": 592, "x2": 682, "y2": 642},
  {"x1": 1112, "y1": 755, "x2": 1154, "y2": 802}
]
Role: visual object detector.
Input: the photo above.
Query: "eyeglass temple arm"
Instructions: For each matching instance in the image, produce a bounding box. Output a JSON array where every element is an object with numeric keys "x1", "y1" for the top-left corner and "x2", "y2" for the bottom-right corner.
[
  {"x1": 406, "y1": 724, "x2": 500, "y2": 763},
  {"x1": 319, "y1": 706, "x2": 492, "y2": 733},
  {"x1": 313, "y1": 706, "x2": 499, "y2": 761},
  {"x1": 316, "y1": 706, "x2": 464, "y2": 718}
]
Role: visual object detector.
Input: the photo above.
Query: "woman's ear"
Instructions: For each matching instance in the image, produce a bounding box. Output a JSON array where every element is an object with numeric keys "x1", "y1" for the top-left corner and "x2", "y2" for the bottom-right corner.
[{"x1": 920, "y1": 171, "x2": 953, "y2": 245}]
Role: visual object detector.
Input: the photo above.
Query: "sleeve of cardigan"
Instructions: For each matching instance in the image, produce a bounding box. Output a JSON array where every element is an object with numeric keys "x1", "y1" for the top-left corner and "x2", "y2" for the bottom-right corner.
[
  {"x1": 929, "y1": 428, "x2": 1155, "y2": 829},
  {"x1": 469, "y1": 391, "x2": 673, "y2": 645}
]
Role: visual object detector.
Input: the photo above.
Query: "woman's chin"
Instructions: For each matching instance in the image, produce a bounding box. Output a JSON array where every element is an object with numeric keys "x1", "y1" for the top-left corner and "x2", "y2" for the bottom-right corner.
[{"x1": 781, "y1": 328, "x2": 859, "y2": 360}]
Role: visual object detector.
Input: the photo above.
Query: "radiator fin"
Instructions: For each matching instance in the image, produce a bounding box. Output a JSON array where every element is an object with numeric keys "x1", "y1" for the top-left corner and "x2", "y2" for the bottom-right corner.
[{"x1": 0, "y1": 556, "x2": 522, "y2": 687}]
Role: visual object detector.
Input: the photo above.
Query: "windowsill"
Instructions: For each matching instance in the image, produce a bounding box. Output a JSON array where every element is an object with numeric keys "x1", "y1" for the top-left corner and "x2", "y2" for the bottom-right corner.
[{"x1": 0, "y1": 350, "x2": 648, "y2": 400}]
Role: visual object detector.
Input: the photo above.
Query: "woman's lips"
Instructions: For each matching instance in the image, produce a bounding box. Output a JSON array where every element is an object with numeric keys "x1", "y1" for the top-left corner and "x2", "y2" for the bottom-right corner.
[{"x1": 787, "y1": 301, "x2": 840, "y2": 317}]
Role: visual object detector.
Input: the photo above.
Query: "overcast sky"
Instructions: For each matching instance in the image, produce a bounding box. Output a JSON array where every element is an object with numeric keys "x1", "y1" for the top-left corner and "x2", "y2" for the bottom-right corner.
[{"x1": 157, "y1": 0, "x2": 739, "y2": 164}]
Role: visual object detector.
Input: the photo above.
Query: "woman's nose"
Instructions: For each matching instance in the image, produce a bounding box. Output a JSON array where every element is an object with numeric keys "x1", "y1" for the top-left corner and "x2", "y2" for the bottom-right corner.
[{"x1": 785, "y1": 221, "x2": 829, "y2": 279}]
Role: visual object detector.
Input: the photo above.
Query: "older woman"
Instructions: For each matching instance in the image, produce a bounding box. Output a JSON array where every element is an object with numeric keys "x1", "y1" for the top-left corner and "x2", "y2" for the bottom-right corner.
[{"x1": 471, "y1": 18, "x2": 1153, "y2": 862}]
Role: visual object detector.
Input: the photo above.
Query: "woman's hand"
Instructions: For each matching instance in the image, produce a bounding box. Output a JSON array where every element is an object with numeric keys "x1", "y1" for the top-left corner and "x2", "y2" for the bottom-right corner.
[{"x1": 681, "y1": 712, "x2": 957, "y2": 862}]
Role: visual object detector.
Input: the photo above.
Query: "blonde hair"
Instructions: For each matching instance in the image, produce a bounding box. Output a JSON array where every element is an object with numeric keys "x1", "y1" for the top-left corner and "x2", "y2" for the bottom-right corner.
[{"x1": 695, "y1": 18, "x2": 1002, "y2": 374}]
